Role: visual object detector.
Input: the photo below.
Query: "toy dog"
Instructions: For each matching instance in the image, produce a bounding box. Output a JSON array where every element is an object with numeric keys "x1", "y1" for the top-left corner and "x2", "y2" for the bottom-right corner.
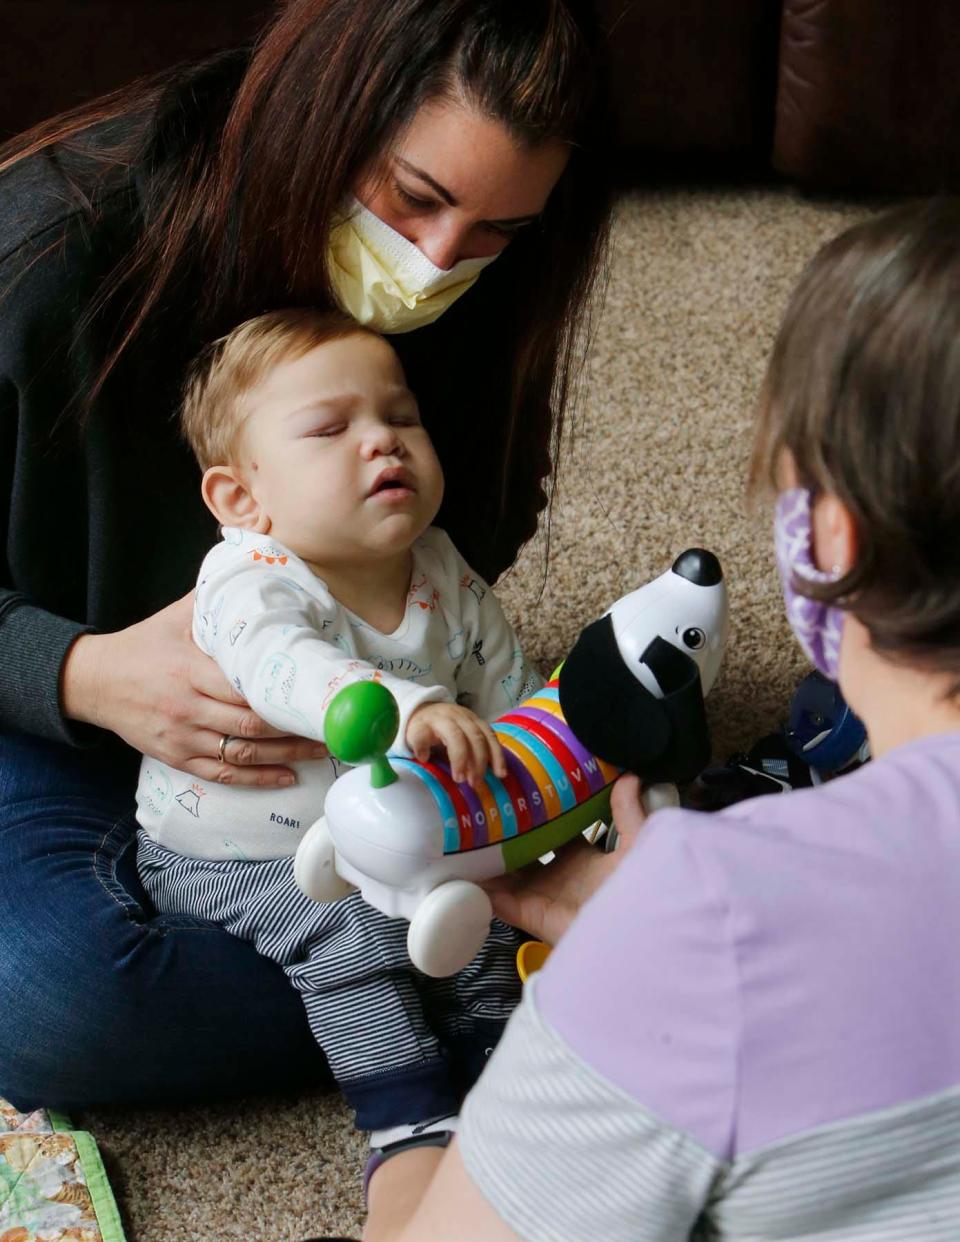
[{"x1": 295, "y1": 548, "x2": 728, "y2": 975}]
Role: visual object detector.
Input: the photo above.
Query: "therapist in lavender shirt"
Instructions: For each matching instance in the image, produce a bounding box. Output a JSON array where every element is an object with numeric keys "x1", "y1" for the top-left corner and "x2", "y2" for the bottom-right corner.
[{"x1": 347, "y1": 202, "x2": 960, "y2": 1242}]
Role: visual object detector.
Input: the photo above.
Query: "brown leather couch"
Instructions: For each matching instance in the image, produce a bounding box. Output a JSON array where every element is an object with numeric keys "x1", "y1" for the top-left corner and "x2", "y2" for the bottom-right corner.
[
  {"x1": 773, "y1": 0, "x2": 960, "y2": 191},
  {"x1": 2, "y1": 0, "x2": 958, "y2": 192},
  {"x1": 603, "y1": 0, "x2": 960, "y2": 191}
]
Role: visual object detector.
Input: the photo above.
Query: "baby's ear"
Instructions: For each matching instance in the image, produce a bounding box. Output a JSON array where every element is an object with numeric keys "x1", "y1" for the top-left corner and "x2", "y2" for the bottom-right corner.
[{"x1": 201, "y1": 465, "x2": 270, "y2": 533}]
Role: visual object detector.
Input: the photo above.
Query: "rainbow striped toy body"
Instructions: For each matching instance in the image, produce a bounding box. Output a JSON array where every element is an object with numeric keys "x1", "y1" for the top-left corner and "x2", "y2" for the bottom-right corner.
[
  {"x1": 294, "y1": 549, "x2": 728, "y2": 975},
  {"x1": 391, "y1": 677, "x2": 621, "y2": 873}
]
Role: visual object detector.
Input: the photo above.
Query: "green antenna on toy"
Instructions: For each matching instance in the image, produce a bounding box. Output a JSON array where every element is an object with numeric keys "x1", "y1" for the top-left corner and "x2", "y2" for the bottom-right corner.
[{"x1": 324, "y1": 681, "x2": 400, "y2": 788}]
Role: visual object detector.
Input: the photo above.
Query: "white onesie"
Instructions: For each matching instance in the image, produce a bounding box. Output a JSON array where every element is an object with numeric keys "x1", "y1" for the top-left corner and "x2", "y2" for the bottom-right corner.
[{"x1": 135, "y1": 525, "x2": 541, "y2": 862}]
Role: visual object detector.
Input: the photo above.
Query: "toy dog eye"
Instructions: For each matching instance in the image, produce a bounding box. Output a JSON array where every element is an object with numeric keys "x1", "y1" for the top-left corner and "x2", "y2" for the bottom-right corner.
[{"x1": 682, "y1": 627, "x2": 706, "y2": 650}]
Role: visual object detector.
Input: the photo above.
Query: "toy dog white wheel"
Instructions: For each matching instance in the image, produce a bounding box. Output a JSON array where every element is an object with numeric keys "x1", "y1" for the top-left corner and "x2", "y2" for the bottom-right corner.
[
  {"x1": 407, "y1": 881, "x2": 493, "y2": 977},
  {"x1": 294, "y1": 816, "x2": 356, "y2": 902}
]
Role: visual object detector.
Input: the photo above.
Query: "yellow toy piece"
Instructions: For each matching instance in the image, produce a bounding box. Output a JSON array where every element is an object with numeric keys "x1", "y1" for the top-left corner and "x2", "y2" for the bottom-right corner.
[{"x1": 516, "y1": 940, "x2": 552, "y2": 981}]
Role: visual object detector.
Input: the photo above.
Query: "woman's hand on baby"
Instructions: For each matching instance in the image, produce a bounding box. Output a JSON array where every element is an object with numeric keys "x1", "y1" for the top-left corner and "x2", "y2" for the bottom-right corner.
[
  {"x1": 483, "y1": 774, "x2": 648, "y2": 946},
  {"x1": 406, "y1": 702, "x2": 507, "y2": 791},
  {"x1": 61, "y1": 591, "x2": 327, "y2": 786}
]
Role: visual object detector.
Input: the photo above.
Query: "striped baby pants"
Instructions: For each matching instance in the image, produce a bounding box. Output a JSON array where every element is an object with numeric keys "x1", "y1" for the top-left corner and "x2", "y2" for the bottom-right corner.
[{"x1": 136, "y1": 832, "x2": 522, "y2": 1129}]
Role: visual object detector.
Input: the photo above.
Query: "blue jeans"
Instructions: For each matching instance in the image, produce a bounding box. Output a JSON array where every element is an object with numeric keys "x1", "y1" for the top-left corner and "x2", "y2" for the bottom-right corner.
[{"x1": 0, "y1": 731, "x2": 329, "y2": 1111}]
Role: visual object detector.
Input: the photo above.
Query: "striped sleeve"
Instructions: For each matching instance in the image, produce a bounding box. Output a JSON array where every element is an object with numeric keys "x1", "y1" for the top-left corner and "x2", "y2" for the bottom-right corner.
[{"x1": 458, "y1": 979, "x2": 720, "y2": 1242}]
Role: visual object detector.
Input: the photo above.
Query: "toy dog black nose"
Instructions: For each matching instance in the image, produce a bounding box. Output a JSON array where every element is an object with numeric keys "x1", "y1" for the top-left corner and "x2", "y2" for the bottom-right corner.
[{"x1": 672, "y1": 548, "x2": 723, "y2": 586}]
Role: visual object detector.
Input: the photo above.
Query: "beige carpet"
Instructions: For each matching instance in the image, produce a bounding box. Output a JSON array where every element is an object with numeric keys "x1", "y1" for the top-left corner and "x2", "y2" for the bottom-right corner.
[{"x1": 81, "y1": 184, "x2": 885, "y2": 1241}]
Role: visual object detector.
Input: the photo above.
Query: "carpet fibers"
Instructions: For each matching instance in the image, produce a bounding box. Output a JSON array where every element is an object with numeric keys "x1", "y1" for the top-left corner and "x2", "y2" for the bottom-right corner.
[{"x1": 81, "y1": 184, "x2": 886, "y2": 1241}]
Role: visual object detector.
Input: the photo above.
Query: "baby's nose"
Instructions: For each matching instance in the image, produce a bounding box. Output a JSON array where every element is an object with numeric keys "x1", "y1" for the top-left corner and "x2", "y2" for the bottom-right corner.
[{"x1": 362, "y1": 422, "x2": 402, "y2": 455}]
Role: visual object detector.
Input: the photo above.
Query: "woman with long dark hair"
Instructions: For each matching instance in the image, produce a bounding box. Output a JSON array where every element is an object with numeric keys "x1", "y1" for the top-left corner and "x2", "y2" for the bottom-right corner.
[{"x1": 0, "y1": 0, "x2": 610, "y2": 1115}]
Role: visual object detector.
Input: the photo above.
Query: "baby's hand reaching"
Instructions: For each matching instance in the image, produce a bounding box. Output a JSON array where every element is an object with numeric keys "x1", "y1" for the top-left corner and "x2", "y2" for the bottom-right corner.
[{"x1": 406, "y1": 702, "x2": 507, "y2": 791}]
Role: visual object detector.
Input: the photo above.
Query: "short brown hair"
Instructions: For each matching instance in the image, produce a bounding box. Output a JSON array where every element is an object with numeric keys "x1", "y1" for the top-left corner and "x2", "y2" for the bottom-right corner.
[
  {"x1": 752, "y1": 198, "x2": 960, "y2": 684},
  {"x1": 181, "y1": 307, "x2": 368, "y2": 468}
]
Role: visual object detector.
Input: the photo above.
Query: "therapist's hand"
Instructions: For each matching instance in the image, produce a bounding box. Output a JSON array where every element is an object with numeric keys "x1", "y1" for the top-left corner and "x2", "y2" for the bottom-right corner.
[{"x1": 484, "y1": 773, "x2": 648, "y2": 947}]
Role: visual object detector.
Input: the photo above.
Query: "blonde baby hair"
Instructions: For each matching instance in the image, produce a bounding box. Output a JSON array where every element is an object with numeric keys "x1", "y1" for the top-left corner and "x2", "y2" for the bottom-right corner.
[{"x1": 181, "y1": 307, "x2": 371, "y2": 469}]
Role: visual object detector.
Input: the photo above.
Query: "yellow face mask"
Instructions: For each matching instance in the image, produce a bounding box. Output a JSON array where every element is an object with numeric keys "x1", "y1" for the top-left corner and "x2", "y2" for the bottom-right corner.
[{"x1": 327, "y1": 199, "x2": 499, "y2": 334}]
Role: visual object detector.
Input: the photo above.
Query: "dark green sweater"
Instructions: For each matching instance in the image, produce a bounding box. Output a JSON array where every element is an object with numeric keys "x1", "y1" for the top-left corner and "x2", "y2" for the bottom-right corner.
[{"x1": 0, "y1": 93, "x2": 548, "y2": 752}]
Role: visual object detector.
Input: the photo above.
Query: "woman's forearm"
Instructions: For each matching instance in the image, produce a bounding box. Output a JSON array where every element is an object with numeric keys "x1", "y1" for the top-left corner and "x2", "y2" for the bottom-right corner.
[
  {"x1": 363, "y1": 1140, "x2": 524, "y2": 1242},
  {"x1": 363, "y1": 1147, "x2": 445, "y2": 1242}
]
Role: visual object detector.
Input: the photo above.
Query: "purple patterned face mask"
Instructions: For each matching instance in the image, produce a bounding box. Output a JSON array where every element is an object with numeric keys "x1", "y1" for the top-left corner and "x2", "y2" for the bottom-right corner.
[{"x1": 774, "y1": 488, "x2": 845, "y2": 681}]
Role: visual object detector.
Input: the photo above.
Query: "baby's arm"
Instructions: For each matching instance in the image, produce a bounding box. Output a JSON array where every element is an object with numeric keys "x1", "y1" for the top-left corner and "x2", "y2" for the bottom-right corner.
[{"x1": 196, "y1": 545, "x2": 451, "y2": 747}]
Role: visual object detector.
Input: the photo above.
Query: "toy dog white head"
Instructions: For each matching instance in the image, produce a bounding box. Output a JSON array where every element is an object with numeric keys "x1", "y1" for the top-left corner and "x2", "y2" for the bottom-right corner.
[
  {"x1": 558, "y1": 548, "x2": 727, "y2": 782},
  {"x1": 610, "y1": 548, "x2": 727, "y2": 695}
]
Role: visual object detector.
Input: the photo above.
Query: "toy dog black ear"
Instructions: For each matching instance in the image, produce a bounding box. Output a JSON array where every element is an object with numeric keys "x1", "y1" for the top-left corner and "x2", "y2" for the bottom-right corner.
[
  {"x1": 638, "y1": 636, "x2": 712, "y2": 782},
  {"x1": 559, "y1": 617, "x2": 711, "y2": 784}
]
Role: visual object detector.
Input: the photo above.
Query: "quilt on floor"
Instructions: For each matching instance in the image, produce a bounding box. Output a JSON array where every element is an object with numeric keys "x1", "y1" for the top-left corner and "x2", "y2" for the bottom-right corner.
[{"x1": 0, "y1": 1100, "x2": 125, "y2": 1242}]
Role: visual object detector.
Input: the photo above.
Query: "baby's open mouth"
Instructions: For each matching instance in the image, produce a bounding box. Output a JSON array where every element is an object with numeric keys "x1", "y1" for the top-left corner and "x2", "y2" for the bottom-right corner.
[{"x1": 368, "y1": 467, "x2": 416, "y2": 497}]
